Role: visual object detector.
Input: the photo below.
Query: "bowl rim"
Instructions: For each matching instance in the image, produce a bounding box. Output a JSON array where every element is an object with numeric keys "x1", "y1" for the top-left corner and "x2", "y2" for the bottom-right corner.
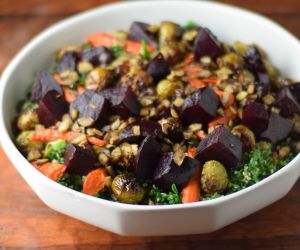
[{"x1": 0, "y1": 0, "x2": 300, "y2": 211}]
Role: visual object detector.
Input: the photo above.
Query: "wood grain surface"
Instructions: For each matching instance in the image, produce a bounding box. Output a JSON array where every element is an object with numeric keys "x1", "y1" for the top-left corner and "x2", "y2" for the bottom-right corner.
[{"x1": 0, "y1": 0, "x2": 300, "y2": 249}]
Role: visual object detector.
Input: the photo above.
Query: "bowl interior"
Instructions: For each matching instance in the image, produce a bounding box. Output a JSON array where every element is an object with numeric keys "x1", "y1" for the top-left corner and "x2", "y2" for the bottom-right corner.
[{"x1": 1, "y1": 0, "x2": 300, "y2": 196}]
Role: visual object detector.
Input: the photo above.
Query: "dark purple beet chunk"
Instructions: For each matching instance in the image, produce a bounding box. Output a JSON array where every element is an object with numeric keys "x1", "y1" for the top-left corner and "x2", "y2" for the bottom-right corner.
[
  {"x1": 244, "y1": 47, "x2": 270, "y2": 87},
  {"x1": 56, "y1": 51, "x2": 79, "y2": 73},
  {"x1": 37, "y1": 90, "x2": 68, "y2": 127},
  {"x1": 127, "y1": 21, "x2": 157, "y2": 48},
  {"x1": 31, "y1": 71, "x2": 63, "y2": 101},
  {"x1": 193, "y1": 28, "x2": 224, "y2": 60},
  {"x1": 274, "y1": 87, "x2": 300, "y2": 117},
  {"x1": 242, "y1": 102, "x2": 269, "y2": 134},
  {"x1": 119, "y1": 120, "x2": 163, "y2": 143},
  {"x1": 81, "y1": 46, "x2": 114, "y2": 66},
  {"x1": 153, "y1": 152, "x2": 198, "y2": 192},
  {"x1": 146, "y1": 53, "x2": 170, "y2": 83},
  {"x1": 134, "y1": 135, "x2": 162, "y2": 182},
  {"x1": 99, "y1": 87, "x2": 140, "y2": 118},
  {"x1": 287, "y1": 82, "x2": 300, "y2": 103},
  {"x1": 70, "y1": 90, "x2": 109, "y2": 126},
  {"x1": 180, "y1": 86, "x2": 219, "y2": 126},
  {"x1": 195, "y1": 126, "x2": 242, "y2": 169},
  {"x1": 260, "y1": 113, "x2": 293, "y2": 143},
  {"x1": 64, "y1": 143, "x2": 97, "y2": 175}
]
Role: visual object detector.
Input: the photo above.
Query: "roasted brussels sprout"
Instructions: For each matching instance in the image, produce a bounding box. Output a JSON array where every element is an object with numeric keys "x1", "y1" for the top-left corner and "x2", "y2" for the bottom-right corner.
[
  {"x1": 16, "y1": 131, "x2": 43, "y2": 153},
  {"x1": 111, "y1": 174, "x2": 145, "y2": 204},
  {"x1": 159, "y1": 21, "x2": 181, "y2": 45},
  {"x1": 231, "y1": 125, "x2": 256, "y2": 150},
  {"x1": 17, "y1": 109, "x2": 39, "y2": 131},
  {"x1": 201, "y1": 160, "x2": 228, "y2": 194}
]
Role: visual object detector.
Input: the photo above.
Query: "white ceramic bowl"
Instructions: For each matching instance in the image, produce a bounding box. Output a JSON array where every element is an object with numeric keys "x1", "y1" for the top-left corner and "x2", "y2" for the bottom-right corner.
[{"x1": 1, "y1": 0, "x2": 300, "y2": 236}]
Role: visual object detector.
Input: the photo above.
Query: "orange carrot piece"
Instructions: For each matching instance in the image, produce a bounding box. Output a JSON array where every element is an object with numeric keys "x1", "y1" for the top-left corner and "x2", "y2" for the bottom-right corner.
[
  {"x1": 124, "y1": 39, "x2": 154, "y2": 55},
  {"x1": 85, "y1": 32, "x2": 154, "y2": 55},
  {"x1": 82, "y1": 168, "x2": 106, "y2": 195},
  {"x1": 214, "y1": 89, "x2": 235, "y2": 108},
  {"x1": 77, "y1": 86, "x2": 86, "y2": 94},
  {"x1": 186, "y1": 77, "x2": 205, "y2": 89},
  {"x1": 183, "y1": 53, "x2": 194, "y2": 64},
  {"x1": 181, "y1": 168, "x2": 201, "y2": 203},
  {"x1": 32, "y1": 129, "x2": 82, "y2": 142},
  {"x1": 224, "y1": 106, "x2": 237, "y2": 120},
  {"x1": 187, "y1": 147, "x2": 197, "y2": 158},
  {"x1": 38, "y1": 162, "x2": 66, "y2": 181},
  {"x1": 208, "y1": 116, "x2": 228, "y2": 128},
  {"x1": 85, "y1": 32, "x2": 116, "y2": 48},
  {"x1": 201, "y1": 76, "x2": 218, "y2": 84},
  {"x1": 63, "y1": 87, "x2": 77, "y2": 103},
  {"x1": 183, "y1": 65, "x2": 203, "y2": 74},
  {"x1": 53, "y1": 74, "x2": 62, "y2": 84},
  {"x1": 87, "y1": 136, "x2": 107, "y2": 147}
]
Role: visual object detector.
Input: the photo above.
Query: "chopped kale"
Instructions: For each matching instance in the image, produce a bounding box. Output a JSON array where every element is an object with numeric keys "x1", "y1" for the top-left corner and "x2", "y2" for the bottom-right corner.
[
  {"x1": 58, "y1": 173, "x2": 83, "y2": 191},
  {"x1": 149, "y1": 184, "x2": 181, "y2": 205},
  {"x1": 182, "y1": 21, "x2": 199, "y2": 31},
  {"x1": 44, "y1": 140, "x2": 66, "y2": 163},
  {"x1": 109, "y1": 46, "x2": 124, "y2": 57},
  {"x1": 140, "y1": 40, "x2": 151, "y2": 60}
]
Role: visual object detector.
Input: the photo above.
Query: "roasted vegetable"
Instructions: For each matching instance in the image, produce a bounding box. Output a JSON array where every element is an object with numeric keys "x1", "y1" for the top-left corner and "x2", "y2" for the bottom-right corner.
[
  {"x1": 111, "y1": 174, "x2": 145, "y2": 204},
  {"x1": 196, "y1": 126, "x2": 242, "y2": 169},
  {"x1": 201, "y1": 160, "x2": 228, "y2": 194}
]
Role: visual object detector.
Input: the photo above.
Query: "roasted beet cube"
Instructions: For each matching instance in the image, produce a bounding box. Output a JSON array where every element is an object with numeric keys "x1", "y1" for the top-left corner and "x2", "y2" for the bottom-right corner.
[
  {"x1": 64, "y1": 143, "x2": 97, "y2": 175},
  {"x1": 195, "y1": 126, "x2": 242, "y2": 169},
  {"x1": 260, "y1": 113, "x2": 293, "y2": 143},
  {"x1": 81, "y1": 46, "x2": 114, "y2": 66},
  {"x1": 274, "y1": 87, "x2": 300, "y2": 117},
  {"x1": 244, "y1": 47, "x2": 270, "y2": 86},
  {"x1": 287, "y1": 82, "x2": 300, "y2": 103},
  {"x1": 70, "y1": 90, "x2": 109, "y2": 126},
  {"x1": 134, "y1": 135, "x2": 161, "y2": 182},
  {"x1": 153, "y1": 152, "x2": 198, "y2": 192},
  {"x1": 193, "y1": 28, "x2": 224, "y2": 60},
  {"x1": 127, "y1": 21, "x2": 157, "y2": 48},
  {"x1": 56, "y1": 51, "x2": 79, "y2": 73},
  {"x1": 37, "y1": 90, "x2": 68, "y2": 127},
  {"x1": 119, "y1": 120, "x2": 163, "y2": 144},
  {"x1": 242, "y1": 102, "x2": 269, "y2": 134},
  {"x1": 99, "y1": 87, "x2": 140, "y2": 118},
  {"x1": 146, "y1": 53, "x2": 170, "y2": 83},
  {"x1": 180, "y1": 87, "x2": 219, "y2": 126},
  {"x1": 31, "y1": 71, "x2": 63, "y2": 101}
]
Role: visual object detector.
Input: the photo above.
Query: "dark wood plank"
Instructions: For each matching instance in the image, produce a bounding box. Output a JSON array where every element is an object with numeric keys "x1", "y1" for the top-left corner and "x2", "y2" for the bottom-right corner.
[{"x1": 1, "y1": 0, "x2": 300, "y2": 249}]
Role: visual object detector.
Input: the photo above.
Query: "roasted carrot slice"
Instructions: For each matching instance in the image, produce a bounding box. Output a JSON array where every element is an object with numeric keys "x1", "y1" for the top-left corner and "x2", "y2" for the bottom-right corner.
[
  {"x1": 201, "y1": 76, "x2": 218, "y2": 84},
  {"x1": 38, "y1": 162, "x2": 66, "y2": 181},
  {"x1": 85, "y1": 32, "x2": 154, "y2": 55},
  {"x1": 85, "y1": 32, "x2": 116, "y2": 48},
  {"x1": 187, "y1": 146, "x2": 197, "y2": 158},
  {"x1": 77, "y1": 86, "x2": 86, "y2": 94},
  {"x1": 87, "y1": 136, "x2": 107, "y2": 147},
  {"x1": 82, "y1": 168, "x2": 106, "y2": 195},
  {"x1": 53, "y1": 73, "x2": 62, "y2": 84},
  {"x1": 183, "y1": 53, "x2": 194, "y2": 64},
  {"x1": 181, "y1": 168, "x2": 201, "y2": 204},
  {"x1": 186, "y1": 78, "x2": 205, "y2": 89},
  {"x1": 63, "y1": 87, "x2": 77, "y2": 103},
  {"x1": 208, "y1": 116, "x2": 228, "y2": 128},
  {"x1": 32, "y1": 129, "x2": 82, "y2": 142},
  {"x1": 214, "y1": 89, "x2": 235, "y2": 108},
  {"x1": 183, "y1": 65, "x2": 203, "y2": 73}
]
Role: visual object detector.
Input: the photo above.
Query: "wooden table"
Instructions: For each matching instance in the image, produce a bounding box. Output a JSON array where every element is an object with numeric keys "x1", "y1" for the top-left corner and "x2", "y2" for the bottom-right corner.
[{"x1": 1, "y1": 0, "x2": 300, "y2": 249}]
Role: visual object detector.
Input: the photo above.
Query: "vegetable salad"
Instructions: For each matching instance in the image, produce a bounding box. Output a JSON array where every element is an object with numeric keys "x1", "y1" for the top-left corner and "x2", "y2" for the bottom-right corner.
[{"x1": 14, "y1": 21, "x2": 299, "y2": 205}]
